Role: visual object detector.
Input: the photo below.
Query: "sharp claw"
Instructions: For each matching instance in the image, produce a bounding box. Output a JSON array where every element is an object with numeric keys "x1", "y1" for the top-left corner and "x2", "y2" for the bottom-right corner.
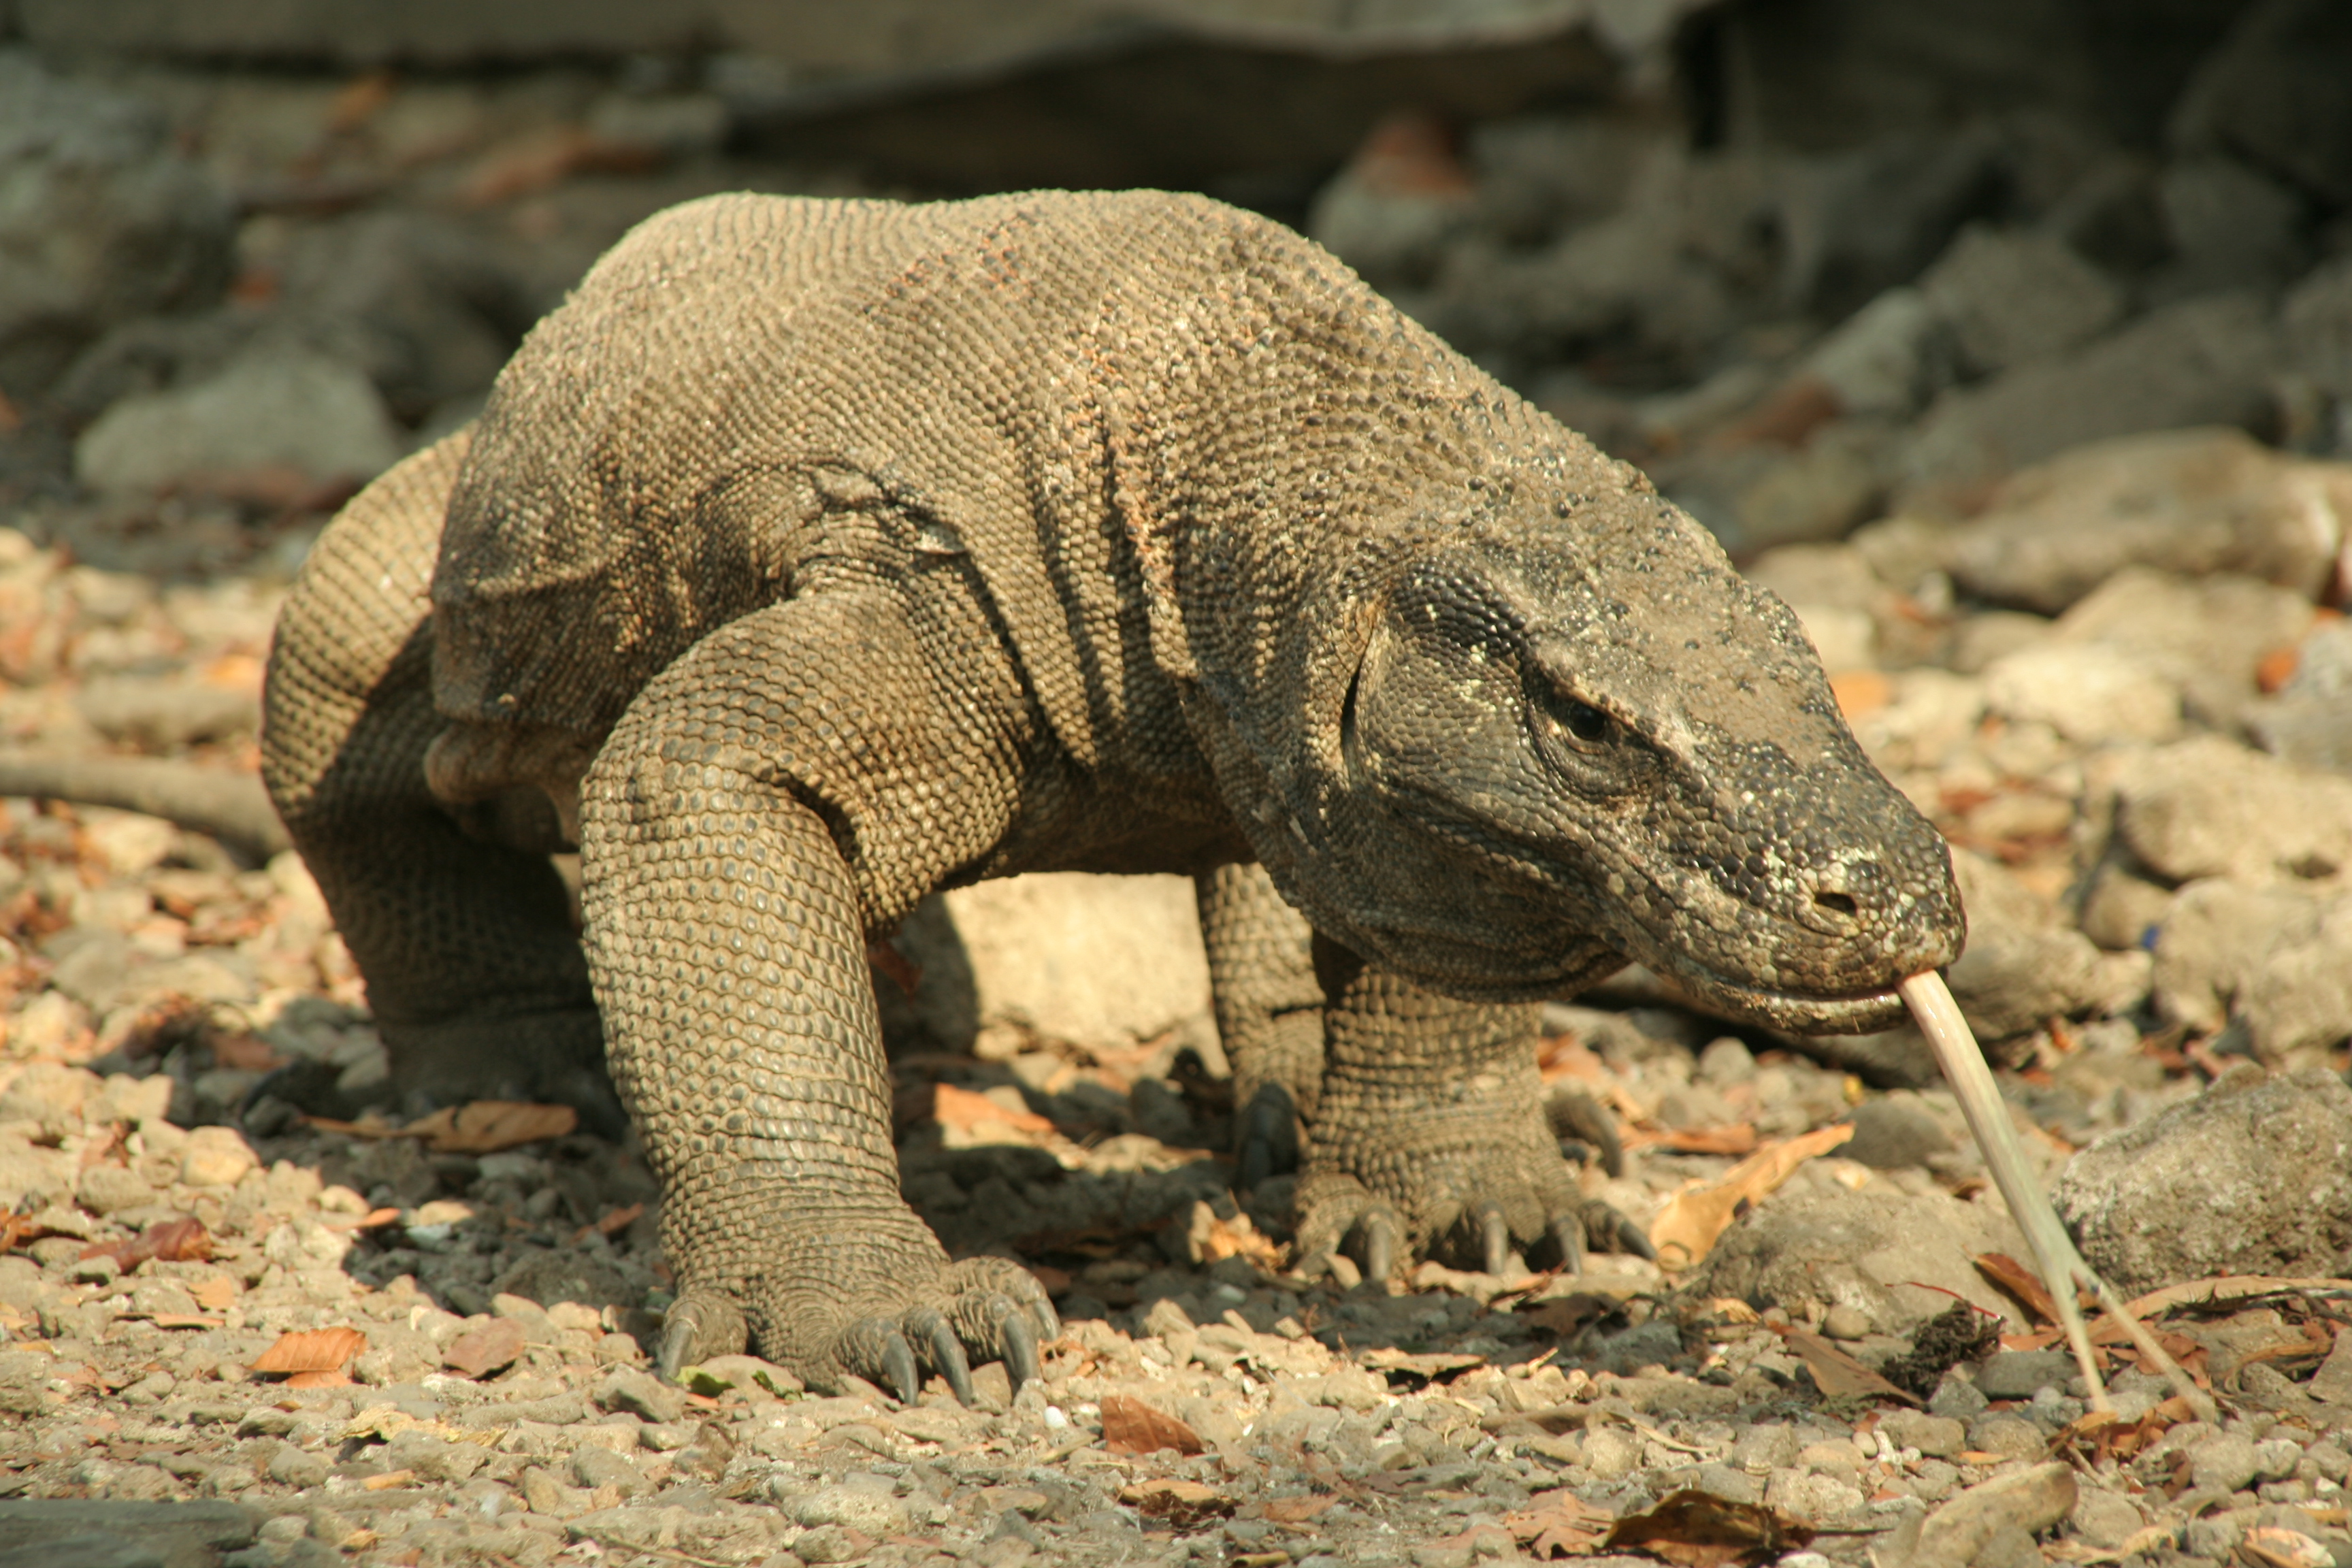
[
  {"x1": 925, "y1": 1316, "x2": 975, "y2": 1407},
  {"x1": 1360, "y1": 1207, "x2": 1398, "y2": 1284},
  {"x1": 1025, "y1": 1286, "x2": 1060, "y2": 1344},
  {"x1": 1616, "y1": 1213, "x2": 1659, "y2": 1261},
  {"x1": 657, "y1": 1304, "x2": 700, "y2": 1383},
  {"x1": 1550, "y1": 1213, "x2": 1586, "y2": 1278},
  {"x1": 881, "y1": 1330, "x2": 920, "y2": 1405},
  {"x1": 1478, "y1": 1203, "x2": 1511, "y2": 1277},
  {"x1": 998, "y1": 1300, "x2": 1041, "y2": 1393}
]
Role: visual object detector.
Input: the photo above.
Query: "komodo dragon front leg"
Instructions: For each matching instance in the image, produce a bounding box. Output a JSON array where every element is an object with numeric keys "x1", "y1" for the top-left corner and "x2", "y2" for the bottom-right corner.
[
  {"x1": 1198, "y1": 864, "x2": 1650, "y2": 1280},
  {"x1": 578, "y1": 590, "x2": 1057, "y2": 1398}
]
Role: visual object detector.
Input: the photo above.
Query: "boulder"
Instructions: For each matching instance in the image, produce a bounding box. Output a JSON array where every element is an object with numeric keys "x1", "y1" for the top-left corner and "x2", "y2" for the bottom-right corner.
[
  {"x1": 1899, "y1": 299, "x2": 2285, "y2": 510},
  {"x1": 2053, "y1": 1066, "x2": 2352, "y2": 1294},
  {"x1": 1933, "y1": 427, "x2": 2346, "y2": 614},
  {"x1": 2111, "y1": 735, "x2": 2352, "y2": 888},
  {"x1": 1944, "y1": 850, "x2": 2149, "y2": 1041},
  {"x1": 2170, "y1": 0, "x2": 2352, "y2": 207},
  {"x1": 0, "y1": 52, "x2": 233, "y2": 399},
  {"x1": 74, "y1": 343, "x2": 404, "y2": 497},
  {"x1": 2046, "y1": 568, "x2": 2312, "y2": 730},
  {"x1": 1917, "y1": 225, "x2": 2125, "y2": 377},
  {"x1": 889, "y1": 873, "x2": 1215, "y2": 1060},
  {"x1": 2152, "y1": 882, "x2": 2352, "y2": 1065},
  {"x1": 1690, "y1": 1184, "x2": 2029, "y2": 1330}
]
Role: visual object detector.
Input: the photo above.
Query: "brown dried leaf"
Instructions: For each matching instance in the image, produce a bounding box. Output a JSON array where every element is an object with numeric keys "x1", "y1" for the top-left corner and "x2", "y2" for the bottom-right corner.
[
  {"x1": 1974, "y1": 1251, "x2": 2061, "y2": 1324},
  {"x1": 81, "y1": 1216, "x2": 212, "y2": 1270},
  {"x1": 282, "y1": 1369, "x2": 352, "y2": 1388},
  {"x1": 191, "y1": 1276, "x2": 240, "y2": 1311},
  {"x1": 1522, "y1": 1292, "x2": 1623, "y2": 1341},
  {"x1": 930, "y1": 1083, "x2": 1056, "y2": 1135},
  {"x1": 1770, "y1": 1326, "x2": 1922, "y2": 1408},
  {"x1": 1648, "y1": 1123, "x2": 1855, "y2": 1269},
  {"x1": 1626, "y1": 1124, "x2": 1760, "y2": 1156},
  {"x1": 1257, "y1": 1497, "x2": 1337, "y2": 1524},
  {"x1": 250, "y1": 1326, "x2": 367, "y2": 1375},
  {"x1": 442, "y1": 1317, "x2": 527, "y2": 1379},
  {"x1": 1504, "y1": 1486, "x2": 1614, "y2": 1558},
  {"x1": 1100, "y1": 1394, "x2": 1205, "y2": 1456},
  {"x1": 1360, "y1": 1348, "x2": 1486, "y2": 1380},
  {"x1": 1603, "y1": 1489, "x2": 1814, "y2": 1567},
  {"x1": 408, "y1": 1100, "x2": 577, "y2": 1154},
  {"x1": 1119, "y1": 1479, "x2": 1231, "y2": 1526}
]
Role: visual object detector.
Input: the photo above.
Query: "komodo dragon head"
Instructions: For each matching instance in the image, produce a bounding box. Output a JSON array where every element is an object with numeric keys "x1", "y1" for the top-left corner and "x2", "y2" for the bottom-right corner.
[{"x1": 1213, "y1": 460, "x2": 1964, "y2": 1036}]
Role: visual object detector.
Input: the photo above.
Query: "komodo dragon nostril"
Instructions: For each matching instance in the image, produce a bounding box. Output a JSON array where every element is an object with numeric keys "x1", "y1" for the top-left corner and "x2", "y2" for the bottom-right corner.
[{"x1": 1814, "y1": 889, "x2": 1859, "y2": 917}]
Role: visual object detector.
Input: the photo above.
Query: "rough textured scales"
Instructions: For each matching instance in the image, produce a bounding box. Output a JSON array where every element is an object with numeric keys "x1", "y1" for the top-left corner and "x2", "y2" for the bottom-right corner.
[{"x1": 259, "y1": 189, "x2": 1962, "y2": 1396}]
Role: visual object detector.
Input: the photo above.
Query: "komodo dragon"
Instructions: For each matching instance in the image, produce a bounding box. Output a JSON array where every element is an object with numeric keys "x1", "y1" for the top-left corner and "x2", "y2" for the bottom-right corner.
[{"x1": 258, "y1": 189, "x2": 1964, "y2": 1399}]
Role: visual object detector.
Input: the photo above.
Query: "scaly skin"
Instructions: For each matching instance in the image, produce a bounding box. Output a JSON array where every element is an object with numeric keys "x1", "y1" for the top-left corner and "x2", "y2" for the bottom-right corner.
[{"x1": 260, "y1": 190, "x2": 1963, "y2": 1397}]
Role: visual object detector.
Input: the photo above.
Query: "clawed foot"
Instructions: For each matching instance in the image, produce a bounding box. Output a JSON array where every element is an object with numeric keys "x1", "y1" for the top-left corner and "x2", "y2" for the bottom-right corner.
[
  {"x1": 1298, "y1": 1172, "x2": 1651, "y2": 1284},
  {"x1": 657, "y1": 1252, "x2": 1059, "y2": 1406}
]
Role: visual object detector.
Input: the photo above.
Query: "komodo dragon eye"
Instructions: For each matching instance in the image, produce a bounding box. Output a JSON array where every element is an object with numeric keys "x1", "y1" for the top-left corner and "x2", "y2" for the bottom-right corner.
[
  {"x1": 1527, "y1": 674, "x2": 1653, "y2": 796},
  {"x1": 1534, "y1": 683, "x2": 1616, "y2": 748}
]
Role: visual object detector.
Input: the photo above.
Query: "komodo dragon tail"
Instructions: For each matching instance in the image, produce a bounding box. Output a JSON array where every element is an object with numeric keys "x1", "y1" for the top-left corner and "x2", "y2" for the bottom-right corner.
[{"x1": 0, "y1": 751, "x2": 289, "y2": 863}]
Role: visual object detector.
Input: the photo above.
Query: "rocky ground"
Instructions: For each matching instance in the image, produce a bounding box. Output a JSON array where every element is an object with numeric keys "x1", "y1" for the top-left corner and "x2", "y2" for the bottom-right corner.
[{"x1": 9, "y1": 10, "x2": 2352, "y2": 1567}]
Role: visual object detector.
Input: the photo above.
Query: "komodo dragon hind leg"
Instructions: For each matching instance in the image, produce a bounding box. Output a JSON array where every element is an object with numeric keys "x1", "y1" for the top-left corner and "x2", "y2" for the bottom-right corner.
[
  {"x1": 1292, "y1": 938, "x2": 1653, "y2": 1283},
  {"x1": 1194, "y1": 862, "x2": 1326, "y2": 1192},
  {"x1": 577, "y1": 592, "x2": 1057, "y2": 1399},
  {"x1": 261, "y1": 433, "x2": 618, "y2": 1132}
]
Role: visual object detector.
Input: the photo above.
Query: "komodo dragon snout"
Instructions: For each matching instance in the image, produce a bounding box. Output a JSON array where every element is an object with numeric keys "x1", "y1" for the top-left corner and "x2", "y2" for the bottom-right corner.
[{"x1": 1303, "y1": 523, "x2": 1963, "y2": 1034}]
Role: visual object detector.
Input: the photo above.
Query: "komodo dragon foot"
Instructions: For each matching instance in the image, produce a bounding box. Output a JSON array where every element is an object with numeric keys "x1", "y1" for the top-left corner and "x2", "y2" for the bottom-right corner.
[
  {"x1": 1291, "y1": 943, "x2": 1653, "y2": 1284},
  {"x1": 656, "y1": 1224, "x2": 1060, "y2": 1405}
]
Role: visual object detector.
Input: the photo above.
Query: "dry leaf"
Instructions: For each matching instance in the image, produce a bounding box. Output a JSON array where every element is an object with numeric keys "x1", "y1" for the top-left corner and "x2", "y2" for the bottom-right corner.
[
  {"x1": 1771, "y1": 1326, "x2": 1922, "y2": 1407},
  {"x1": 1522, "y1": 1293, "x2": 1624, "y2": 1340},
  {"x1": 930, "y1": 1083, "x2": 1056, "y2": 1135},
  {"x1": 442, "y1": 1317, "x2": 527, "y2": 1379},
  {"x1": 1119, "y1": 1479, "x2": 1231, "y2": 1526},
  {"x1": 81, "y1": 1216, "x2": 212, "y2": 1270},
  {"x1": 191, "y1": 1276, "x2": 240, "y2": 1311},
  {"x1": 250, "y1": 1326, "x2": 368, "y2": 1375},
  {"x1": 410, "y1": 1101, "x2": 578, "y2": 1153},
  {"x1": 1504, "y1": 1486, "x2": 1614, "y2": 1558},
  {"x1": 283, "y1": 1369, "x2": 353, "y2": 1388},
  {"x1": 1200, "y1": 1211, "x2": 1284, "y2": 1271},
  {"x1": 1974, "y1": 1252, "x2": 2062, "y2": 1324},
  {"x1": 1360, "y1": 1348, "x2": 1486, "y2": 1379},
  {"x1": 1648, "y1": 1123, "x2": 1855, "y2": 1269},
  {"x1": 1603, "y1": 1489, "x2": 1814, "y2": 1567},
  {"x1": 1256, "y1": 1497, "x2": 1337, "y2": 1524},
  {"x1": 363, "y1": 1470, "x2": 417, "y2": 1491},
  {"x1": 2244, "y1": 1526, "x2": 2334, "y2": 1568},
  {"x1": 1625, "y1": 1124, "x2": 1760, "y2": 1156},
  {"x1": 1100, "y1": 1394, "x2": 1205, "y2": 1456}
]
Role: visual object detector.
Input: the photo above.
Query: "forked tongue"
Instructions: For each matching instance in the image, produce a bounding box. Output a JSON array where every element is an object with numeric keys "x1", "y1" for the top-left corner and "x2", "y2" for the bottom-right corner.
[{"x1": 1897, "y1": 970, "x2": 2212, "y2": 1420}]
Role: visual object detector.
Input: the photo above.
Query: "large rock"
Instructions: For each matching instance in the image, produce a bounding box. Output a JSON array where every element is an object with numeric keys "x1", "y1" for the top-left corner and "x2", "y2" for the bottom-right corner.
[
  {"x1": 74, "y1": 343, "x2": 404, "y2": 497},
  {"x1": 2153, "y1": 882, "x2": 2352, "y2": 1065},
  {"x1": 1917, "y1": 225, "x2": 2124, "y2": 377},
  {"x1": 2112, "y1": 735, "x2": 2352, "y2": 888},
  {"x1": 0, "y1": 52, "x2": 233, "y2": 400},
  {"x1": 1690, "y1": 1184, "x2": 2030, "y2": 1330},
  {"x1": 1899, "y1": 299, "x2": 2285, "y2": 510},
  {"x1": 1944, "y1": 850, "x2": 2149, "y2": 1041},
  {"x1": 2053, "y1": 1066, "x2": 2352, "y2": 1294},
  {"x1": 2171, "y1": 0, "x2": 2352, "y2": 207},
  {"x1": 2045, "y1": 568, "x2": 2313, "y2": 730},
  {"x1": 1932, "y1": 427, "x2": 2347, "y2": 614},
  {"x1": 889, "y1": 873, "x2": 1215, "y2": 1060}
]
